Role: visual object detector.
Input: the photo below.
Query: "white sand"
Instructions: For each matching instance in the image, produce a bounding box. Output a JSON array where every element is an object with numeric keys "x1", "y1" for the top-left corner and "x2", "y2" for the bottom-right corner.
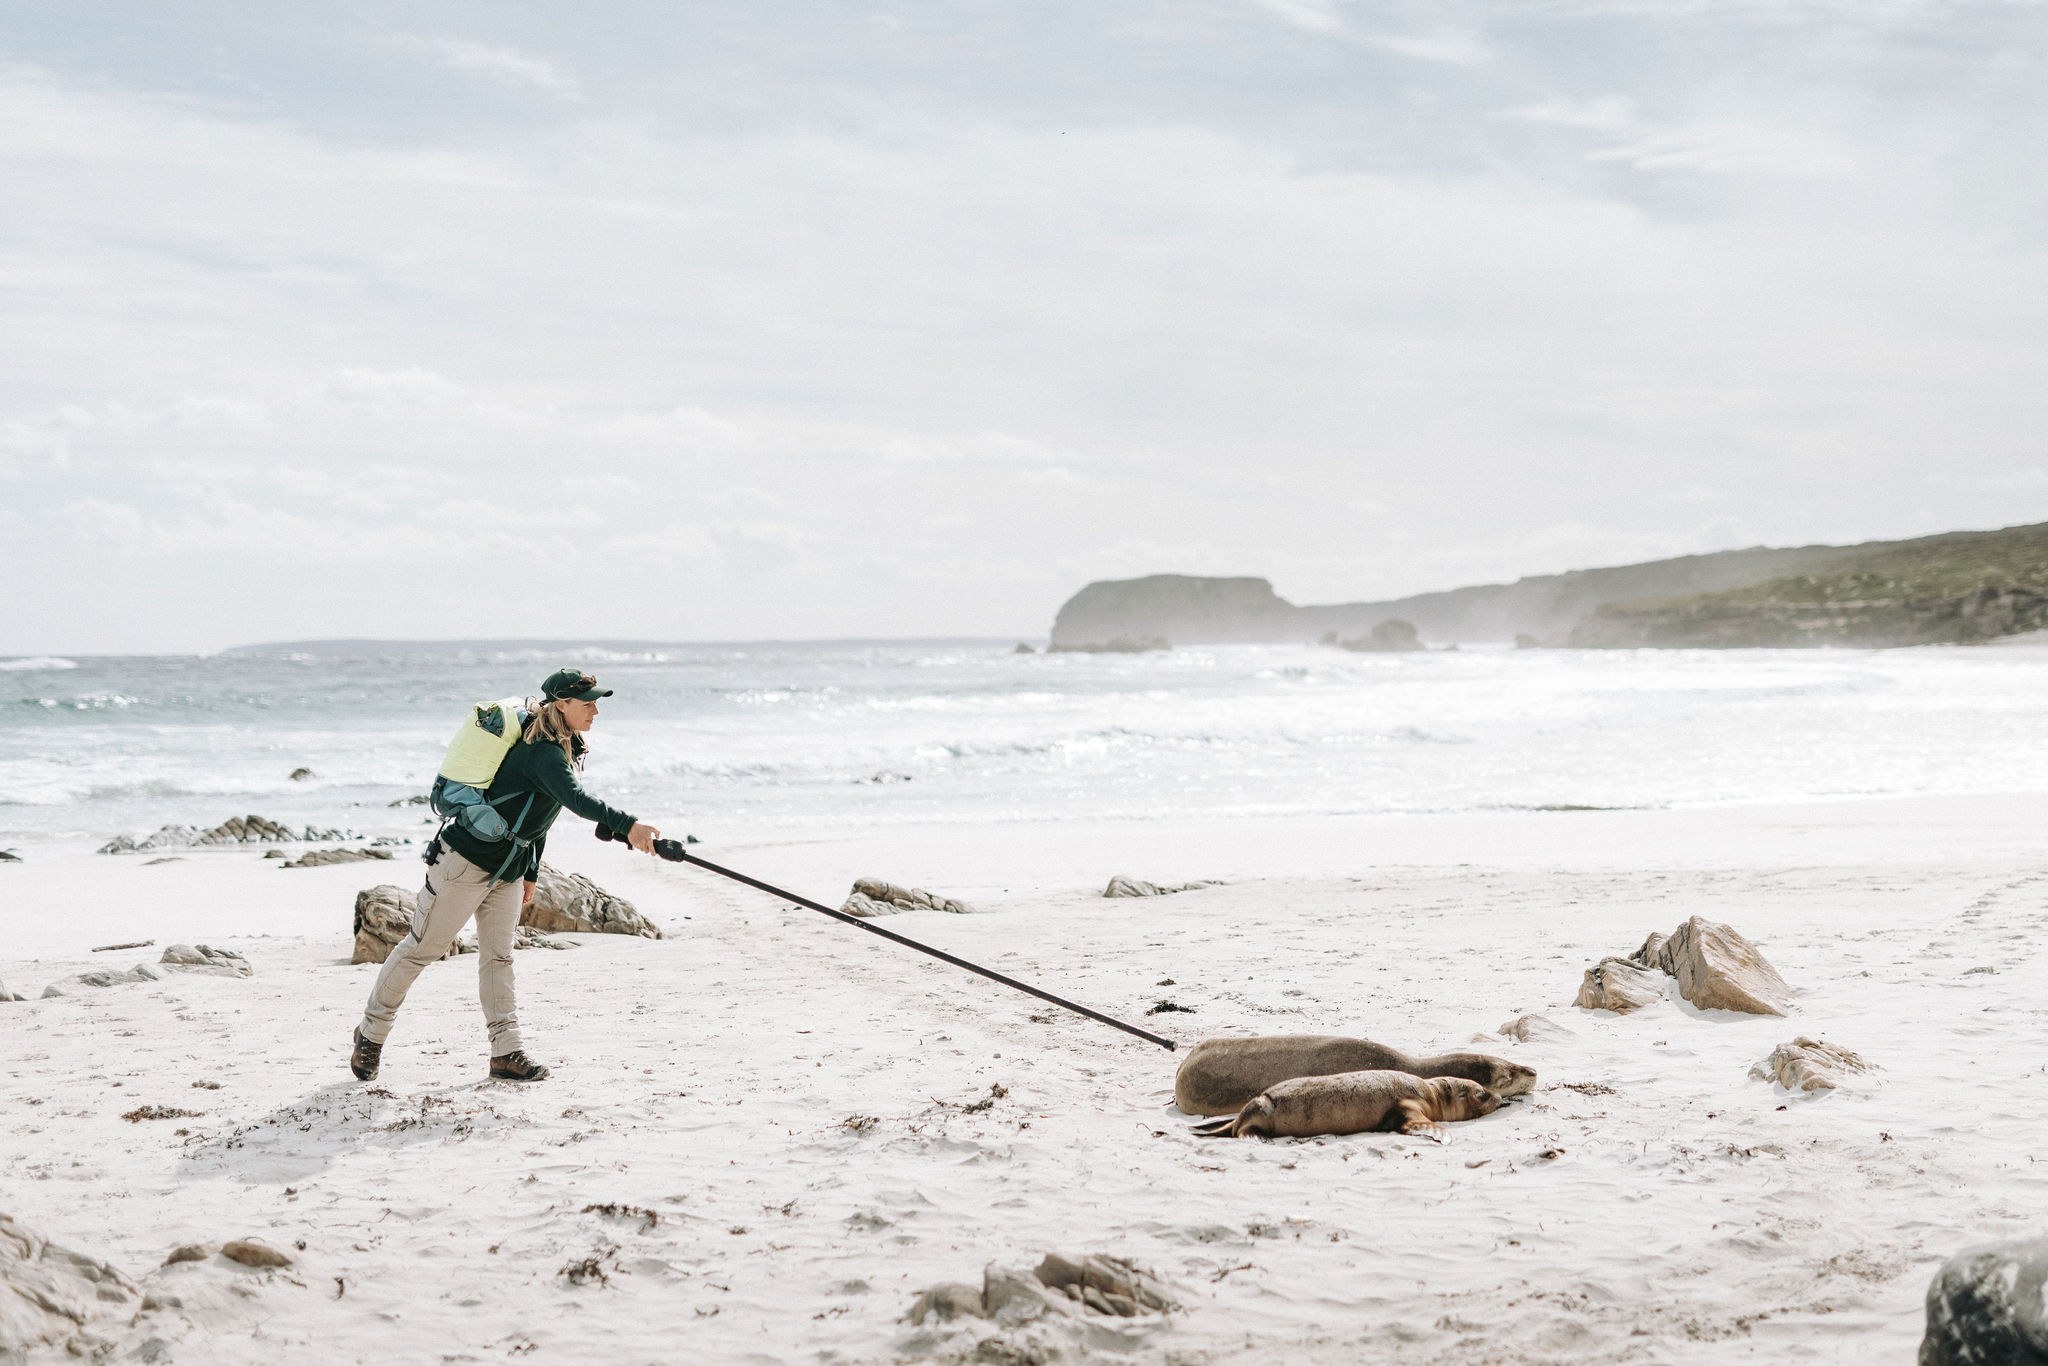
[{"x1": 5, "y1": 794, "x2": 2048, "y2": 1362}]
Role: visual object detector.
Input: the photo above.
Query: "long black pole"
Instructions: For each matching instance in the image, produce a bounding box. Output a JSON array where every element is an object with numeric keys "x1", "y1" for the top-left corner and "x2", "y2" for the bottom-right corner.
[{"x1": 600, "y1": 830, "x2": 1176, "y2": 1051}]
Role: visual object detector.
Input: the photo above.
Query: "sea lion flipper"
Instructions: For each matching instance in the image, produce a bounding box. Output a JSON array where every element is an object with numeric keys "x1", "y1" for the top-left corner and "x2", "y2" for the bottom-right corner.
[
  {"x1": 1195, "y1": 1095, "x2": 1275, "y2": 1140},
  {"x1": 1393, "y1": 1099, "x2": 1445, "y2": 1141}
]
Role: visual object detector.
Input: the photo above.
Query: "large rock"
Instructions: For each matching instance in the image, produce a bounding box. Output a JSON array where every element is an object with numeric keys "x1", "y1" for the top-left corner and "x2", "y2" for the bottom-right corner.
[
  {"x1": 356, "y1": 868, "x2": 652, "y2": 962},
  {"x1": 159, "y1": 944, "x2": 252, "y2": 978},
  {"x1": 840, "y1": 878, "x2": 974, "y2": 918},
  {"x1": 41, "y1": 964, "x2": 163, "y2": 998},
  {"x1": 100, "y1": 814, "x2": 346, "y2": 855},
  {"x1": 0, "y1": 1211, "x2": 139, "y2": 1359},
  {"x1": 352, "y1": 884, "x2": 448, "y2": 966},
  {"x1": 1750, "y1": 1037, "x2": 1870, "y2": 1092},
  {"x1": 1629, "y1": 931, "x2": 1669, "y2": 967},
  {"x1": 1648, "y1": 916, "x2": 1793, "y2": 1015},
  {"x1": 1103, "y1": 875, "x2": 1221, "y2": 898},
  {"x1": 1574, "y1": 957, "x2": 1668, "y2": 1013},
  {"x1": 1921, "y1": 1235, "x2": 2048, "y2": 1365},
  {"x1": 0, "y1": 979, "x2": 23, "y2": 1003},
  {"x1": 524, "y1": 864, "x2": 662, "y2": 938},
  {"x1": 1049, "y1": 574, "x2": 1300, "y2": 649}
]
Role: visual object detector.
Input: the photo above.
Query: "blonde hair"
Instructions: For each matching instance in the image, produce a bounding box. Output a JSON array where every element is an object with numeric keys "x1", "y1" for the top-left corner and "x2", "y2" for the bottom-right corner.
[{"x1": 522, "y1": 699, "x2": 585, "y2": 766}]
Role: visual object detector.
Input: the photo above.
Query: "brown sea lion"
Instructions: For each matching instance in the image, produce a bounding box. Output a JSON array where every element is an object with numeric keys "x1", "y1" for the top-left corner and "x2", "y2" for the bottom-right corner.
[
  {"x1": 1192, "y1": 1071, "x2": 1500, "y2": 1139},
  {"x1": 1173, "y1": 1034, "x2": 1536, "y2": 1116}
]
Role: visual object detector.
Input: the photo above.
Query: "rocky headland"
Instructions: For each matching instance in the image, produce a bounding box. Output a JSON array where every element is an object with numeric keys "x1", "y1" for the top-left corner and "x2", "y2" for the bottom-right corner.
[{"x1": 1048, "y1": 521, "x2": 2048, "y2": 650}]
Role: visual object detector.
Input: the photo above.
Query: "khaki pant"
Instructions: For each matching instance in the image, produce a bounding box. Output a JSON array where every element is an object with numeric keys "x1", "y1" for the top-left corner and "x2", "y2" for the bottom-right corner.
[{"x1": 360, "y1": 847, "x2": 523, "y2": 1057}]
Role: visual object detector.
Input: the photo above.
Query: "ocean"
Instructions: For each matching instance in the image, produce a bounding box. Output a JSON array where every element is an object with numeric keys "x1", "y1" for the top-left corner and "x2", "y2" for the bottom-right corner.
[{"x1": 5, "y1": 640, "x2": 2048, "y2": 851}]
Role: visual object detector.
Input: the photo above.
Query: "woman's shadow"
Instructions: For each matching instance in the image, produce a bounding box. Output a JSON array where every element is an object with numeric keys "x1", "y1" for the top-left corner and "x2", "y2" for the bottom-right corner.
[{"x1": 178, "y1": 1078, "x2": 526, "y2": 1185}]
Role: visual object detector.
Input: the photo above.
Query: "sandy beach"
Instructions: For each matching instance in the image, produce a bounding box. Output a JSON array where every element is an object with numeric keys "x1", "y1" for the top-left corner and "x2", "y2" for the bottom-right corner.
[{"x1": 6, "y1": 793, "x2": 2044, "y2": 1363}]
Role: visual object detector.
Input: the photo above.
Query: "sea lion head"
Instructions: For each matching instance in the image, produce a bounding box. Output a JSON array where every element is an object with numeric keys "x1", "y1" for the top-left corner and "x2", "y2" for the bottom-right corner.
[
  {"x1": 1481, "y1": 1058, "x2": 1538, "y2": 1099},
  {"x1": 1428, "y1": 1077, "x2": 1502, "y2": 1123},
  {"x1": 1432, "y1": 1052, "x2": 1537, "y2": 1099}
]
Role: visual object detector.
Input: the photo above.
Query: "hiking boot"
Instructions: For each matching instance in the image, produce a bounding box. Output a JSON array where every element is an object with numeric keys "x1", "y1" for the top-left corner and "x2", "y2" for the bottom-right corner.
[
  {"x1": 489, "y1": 1051, "x2": 550, "y2": 1083},
  {"x1": 349, "y1": 1027, "x2": 383, "y2": 1082}
]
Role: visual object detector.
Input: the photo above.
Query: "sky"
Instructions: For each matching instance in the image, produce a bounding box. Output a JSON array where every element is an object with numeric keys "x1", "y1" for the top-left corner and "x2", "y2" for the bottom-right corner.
[{"x1": 2, "y1": 0, "x2": 2045, "y2": 653}]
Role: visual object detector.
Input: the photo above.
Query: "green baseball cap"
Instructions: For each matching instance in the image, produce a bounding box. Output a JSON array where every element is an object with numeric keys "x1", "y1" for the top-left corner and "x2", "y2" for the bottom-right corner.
[{"x1": 541, "y1": 668, "x2": 613, "y2": 702}]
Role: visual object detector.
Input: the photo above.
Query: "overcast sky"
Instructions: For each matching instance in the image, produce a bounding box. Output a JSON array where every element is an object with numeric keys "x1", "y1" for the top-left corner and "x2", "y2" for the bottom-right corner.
[{"x1": 3, "y1": 1, "x2": 2044, "y2": 652}]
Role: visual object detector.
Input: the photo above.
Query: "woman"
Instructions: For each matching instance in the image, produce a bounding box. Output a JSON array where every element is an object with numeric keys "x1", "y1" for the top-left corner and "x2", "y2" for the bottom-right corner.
[{"x1": 351, "y1": 668, "x2": 659, "y2": 1083}]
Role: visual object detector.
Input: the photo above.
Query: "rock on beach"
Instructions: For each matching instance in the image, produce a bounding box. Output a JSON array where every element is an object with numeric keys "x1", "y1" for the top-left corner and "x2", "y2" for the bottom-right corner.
[
  {"x1": 1102, "y1": 874, "x2": 1221, "y2": 898},
  {"x1": 353, "y1": 885, "x2": 453, "y2": 966},
  {"x1": 1920, "y1": 1234, "x2": 2048, "y2": 1365},
  {"x1": 98, "y1": 814, "x2": 347, "y2": 855},
  {"x1": 909, "y1": 1251, "x2": 1174, "y2": 1327},
  {"x1": 1637, "y1": 916, "x2": 1794, "y2": 1015},
  {"x1": 352, "y1": 867, "x2": 651, "y2": 964},
  {"x1": 1576, "y1": 916, "x2": 1794, "y2": 1017},
  {"x1": 281, "y1": 847, "x2": 393, "y2": 869},
  {"x1": 1496, "y1": 1013, "x2": 1574, "y2": 1042},
  {"x1": 1575, "y1": 958, "x2": 1667, "y2": 1013},
  {"x1": 158, "y1": 944, "x2": 253, "y2": 978},
  {"x1": 218, "y1": 1239, "x2": 292, "y2": 1270},
  {"x1": 524, "y1": 865, "x2": 662, "y2": 938},
  {"x1": 1750, "y1": 1037, "x2": 1870, "y2": 1092},
  {"x1": 0, "y1": 1211, "x2": 139, "y2": 1359},
  {"x1": 40, "y1": 964, "x2": 163, "y2": 998},
  {"x1": 840, "y1": 878, "x2": 975, "y2": 917}
]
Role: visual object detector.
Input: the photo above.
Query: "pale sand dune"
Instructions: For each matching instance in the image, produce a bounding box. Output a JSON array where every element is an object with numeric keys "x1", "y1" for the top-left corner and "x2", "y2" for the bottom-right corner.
[{"x1": 4, "y1": 795, "x2": 2047, "y2": 1362}]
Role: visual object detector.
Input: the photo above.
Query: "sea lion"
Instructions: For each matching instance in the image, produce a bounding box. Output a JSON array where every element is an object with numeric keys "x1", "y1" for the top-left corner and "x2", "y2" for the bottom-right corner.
[
  {"x1": 1174, "y1": 1034, "x2": 1536, "y2": 1116},
  {"x1": 1192, "y1": 1071, "x2": 1500, "y2": 1139}
]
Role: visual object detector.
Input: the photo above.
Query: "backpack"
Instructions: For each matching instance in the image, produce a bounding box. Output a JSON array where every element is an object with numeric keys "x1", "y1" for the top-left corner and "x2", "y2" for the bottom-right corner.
[{"x1": 428, "y1": 696, "x2": 534, "y2": 842}]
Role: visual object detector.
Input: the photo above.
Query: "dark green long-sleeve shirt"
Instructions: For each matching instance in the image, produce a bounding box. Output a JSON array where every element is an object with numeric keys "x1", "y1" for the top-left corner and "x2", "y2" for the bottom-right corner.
[{"x1": 441, "y1": 737, "x2": 637, "y2": 883}]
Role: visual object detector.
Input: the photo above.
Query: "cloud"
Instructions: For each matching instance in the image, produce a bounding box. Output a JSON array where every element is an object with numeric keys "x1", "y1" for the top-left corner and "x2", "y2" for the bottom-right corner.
[
  {"x1": 1498, "y1": 93, "x2": 1859, "y2": 179},
  {"x1": 1498, "y1": 95, "x2": 1637, "y2": 132},
  {"x1": 1589, "y1": 122, "x2": 1867, "y2": 178},
  {"x1": 322, "y1": 367, "x2": 468, "y2": 405},
  {"x1": 3, "y1": 8, "x2": 2046, "y2": 649},
  {"x1": 380, "y1": 34, "x2": 581, "y2": 99},
  {"x1": 0, "y1": 403, "x2": 91, "y2": 477},
  {"x1": 598, "y1": 405, "x2": 753, "y2": 451},
  {"x1": 1358, "y1": 28, "x2": 1494, "y2": 65},
  {"x1": 1245, "y1": 0, "x2": 1346, "y2": 34},
  {"x1": 1242, "y1": 2, "x2": 1493, "y2": 63},
  {"x1": 1589, "y1": 122, "x2": 1859, "y2": 178}
]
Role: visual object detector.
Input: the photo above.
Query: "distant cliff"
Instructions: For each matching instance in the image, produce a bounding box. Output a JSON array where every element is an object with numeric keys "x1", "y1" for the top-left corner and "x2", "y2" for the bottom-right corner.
[
  {"x1": 1047, "y1": 522, "x2": 2048, "y2": 649},
  {"x1": 1047, "y1": 546, "x2": 1864, "y2": 648},
  {"x1": 1298, "y1": 543, "x2": 1869, "y2": 645},
  {"x1": 1570, "y1": 522, "x2": 2048, "y2": 647}
]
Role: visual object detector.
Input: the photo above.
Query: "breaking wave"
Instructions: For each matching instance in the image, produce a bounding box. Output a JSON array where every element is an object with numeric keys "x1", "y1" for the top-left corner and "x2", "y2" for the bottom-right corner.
[{"x1": 5, "y1": 640, "x2": 2048, "y2": 844}]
